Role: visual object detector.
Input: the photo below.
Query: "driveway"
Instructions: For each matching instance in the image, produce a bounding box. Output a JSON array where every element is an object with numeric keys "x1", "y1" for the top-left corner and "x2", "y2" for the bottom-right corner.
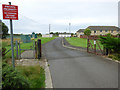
[{"x1": 43, "y1": 37, "x2": 118, "y2": 88}]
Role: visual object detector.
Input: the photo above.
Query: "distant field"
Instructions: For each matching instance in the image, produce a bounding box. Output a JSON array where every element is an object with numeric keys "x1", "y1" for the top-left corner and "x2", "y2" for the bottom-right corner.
[
  {"x1": 2, "y1": 37, "x2": 55, "y2": 59},
  {"x1": 65, "y1": 37, "x2": 103, "y2": 50}
]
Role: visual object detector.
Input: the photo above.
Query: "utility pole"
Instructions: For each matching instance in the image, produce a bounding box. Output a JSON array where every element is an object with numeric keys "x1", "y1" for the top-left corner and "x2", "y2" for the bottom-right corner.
[
  {"x1": 66, "y1": 28, "x2": 67, "y2": 32},
  {"x1": 9, "y1": 2, "x2": 15, "y2": 68},
  {"x1": 49, "y1": 24, "x2": 51, "y2": 37},
  {"x1": 69, "y1": 23, "x2": 71, "y2": 33}
]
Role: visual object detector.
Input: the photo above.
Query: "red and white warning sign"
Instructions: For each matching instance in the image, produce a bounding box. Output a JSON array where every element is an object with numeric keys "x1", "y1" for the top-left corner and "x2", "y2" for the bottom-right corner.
[{"x1": 2, "y1": 4, "x2": 18, "y2": 20}]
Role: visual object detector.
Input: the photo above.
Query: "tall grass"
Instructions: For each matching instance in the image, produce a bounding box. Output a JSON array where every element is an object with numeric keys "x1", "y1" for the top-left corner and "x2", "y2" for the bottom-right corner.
[{"x1": 16, "y1": 65, "x2": 45, "y2": 88}]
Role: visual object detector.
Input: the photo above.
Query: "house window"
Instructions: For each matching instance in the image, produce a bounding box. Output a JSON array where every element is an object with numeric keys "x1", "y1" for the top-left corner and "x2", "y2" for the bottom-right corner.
[
  {"x1": 105, "y1": 30, "x2": 108, "y2": 32},
  {"x1": 111, "y1": 30, "x2": 113, "y2": 33},
  {"x1": 94, "y1": 31, "x2": 96, "y2": 33},
  {"x1": 100, "y1": 30, "x2": 102, "y2": 32}
]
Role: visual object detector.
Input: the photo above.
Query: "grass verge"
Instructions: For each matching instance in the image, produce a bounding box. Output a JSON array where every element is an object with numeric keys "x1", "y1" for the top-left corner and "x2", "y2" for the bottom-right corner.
[
  {"x1": 65, "y1": 37, "x2": 103, "y2": 50},
  {"x1": 108, "y1": 54, "x2": 120, "y2": 61},
  {"x1": 16, "y1": 65, "x2": 45, "y2": 88}
]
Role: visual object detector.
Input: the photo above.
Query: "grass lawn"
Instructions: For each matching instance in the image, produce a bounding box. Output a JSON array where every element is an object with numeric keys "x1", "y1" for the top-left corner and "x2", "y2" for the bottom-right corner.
[
  {"x1": 16, "y1": 65, "x2": 45, "y2": 88},
  {"x1": 65, "y1": 37, "x2": 103, "y2": 50},
  {"x1": 3, "y1": 37, "x2": 55, "y2": 59}
]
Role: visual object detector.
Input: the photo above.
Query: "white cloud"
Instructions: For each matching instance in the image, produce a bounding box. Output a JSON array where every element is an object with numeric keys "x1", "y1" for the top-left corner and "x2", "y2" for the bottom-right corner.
[
  {"x1": 3, "y1": 0, "x2": 118, "y2": 3},
  {"x1": 0, "y1": 0, "x2": 118, "y2": 34},
  {"x1": 54, "y1": 18, "x2": 96, "y2": 24}
]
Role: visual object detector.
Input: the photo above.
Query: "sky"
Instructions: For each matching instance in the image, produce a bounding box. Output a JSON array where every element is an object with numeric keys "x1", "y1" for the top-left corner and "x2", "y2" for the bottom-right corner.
[{"x1": 0, "y1": 0, "x2": 119, "y2": 34}]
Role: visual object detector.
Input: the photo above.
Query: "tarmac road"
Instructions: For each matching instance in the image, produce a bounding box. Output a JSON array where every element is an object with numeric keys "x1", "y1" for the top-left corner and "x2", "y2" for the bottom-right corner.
[{"x1": 43, "y1": 37, "x2": 118, "y2": 88}]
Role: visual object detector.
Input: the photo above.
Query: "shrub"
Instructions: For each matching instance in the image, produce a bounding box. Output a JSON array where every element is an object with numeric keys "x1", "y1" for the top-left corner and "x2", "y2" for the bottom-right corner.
[
  {"x1": 2, "y1": 22, "x2": 9, "y2": 39},
  {"x1": 2, "y1": 47, "x2": 6, "y2": 59},
  {"x1": 108, "y1": 54, "x2": 120, "y2": 61},
  {"x1": 113, "y1": 54, "x2": 120, "y2": 61},
  {"x1": 2, "y1": 62, "x2": 30, "y2": 89},
  {"x1": 99, "y1": 35, "x2": 120, "y2": 53}
]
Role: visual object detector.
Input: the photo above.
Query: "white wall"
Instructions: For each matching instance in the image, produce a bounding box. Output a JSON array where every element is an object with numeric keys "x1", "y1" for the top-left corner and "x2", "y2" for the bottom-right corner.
[
  {"x1": 59, "y1": 34, "x2": 71, "y2": 37},
  {"x1": 42, "y1": 34, "x2": 53, "y2": 37}
]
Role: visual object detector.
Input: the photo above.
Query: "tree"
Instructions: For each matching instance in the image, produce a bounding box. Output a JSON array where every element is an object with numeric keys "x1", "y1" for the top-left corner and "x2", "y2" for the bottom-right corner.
[
  {"x1": 71, "y1": 33, "x2": 74, "y2": 36},
  {"x1": 2, "y1": 22, "x2": 9, "y2": 39},
  {"x1": 55, "y1": 32, "x2": 59, "y2": 36},
  {"x1": 84, "y1": 28, "x2": 91, "y2": 52},
  {"x1": 105, "y1": 33, "x2": 112, "y2": 37},
  {"x1": 50, "y1": 32, "x2": 54, "y2": 34},
  {"x1": 37, "y1": 33, "x2": 42, "y2": 37},
  {"x1": 84, "y1": 28, "x2": 91, "y2": 36}
]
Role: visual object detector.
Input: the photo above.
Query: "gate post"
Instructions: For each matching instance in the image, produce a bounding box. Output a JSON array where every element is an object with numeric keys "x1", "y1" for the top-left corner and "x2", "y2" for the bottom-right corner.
[
  {"x1": 16, "y1": 41, "x2": 18, "y2": 59},
  {"x1": 106, "y1": 48, "x2": 109, "y2": 55},
  {"x1": 38, "y1": 39, "x2": 41, "y2": 59},
  {"x1": 35, "y1": 41, "x2": 37, "y2": 59},
  {"x1": 87, "y1": 37, "x2": 89, "y2": 52}
]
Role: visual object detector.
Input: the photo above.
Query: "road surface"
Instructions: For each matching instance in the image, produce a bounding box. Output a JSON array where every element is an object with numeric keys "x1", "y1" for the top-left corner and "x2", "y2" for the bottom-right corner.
[{"x1": 43, "y1": 37, "x2": 118, "y2": 88}]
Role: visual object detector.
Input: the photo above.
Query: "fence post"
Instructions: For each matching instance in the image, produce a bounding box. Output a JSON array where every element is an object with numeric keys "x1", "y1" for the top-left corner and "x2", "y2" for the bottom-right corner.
[
  {"x1": 16, "y1": 41, "x2": 18, "y2": 59},
  {"x1": 19, "y1": 41, "x2": 21, "y2": 59},
  {"x1": 38, "y1": 39, "x2": 41, "y2": 59},
  {"x1": 35, "y1": 41, "x2": 37, "y2": 59}
]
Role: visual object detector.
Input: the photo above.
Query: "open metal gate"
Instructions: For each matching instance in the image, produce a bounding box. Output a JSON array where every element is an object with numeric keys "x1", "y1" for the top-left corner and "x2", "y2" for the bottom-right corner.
[
  {"x1": 87, "y1": 38, "x2": 104, "y2": 55},
  {"x1": 19, "y1": 40, "x2": 35, "y2": 59},
  {"x1": 18, "y1": 39, "x2": 42, "y2": 59}
]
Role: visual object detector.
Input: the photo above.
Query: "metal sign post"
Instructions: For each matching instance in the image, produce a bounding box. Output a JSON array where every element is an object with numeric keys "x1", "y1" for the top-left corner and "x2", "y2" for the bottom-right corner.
[
  {"x1": 9, "y1": 2, "x2": 15, "y2": 68},
  {"x1": 2, "y1": 2, "x2": 18, "y2": 68}
]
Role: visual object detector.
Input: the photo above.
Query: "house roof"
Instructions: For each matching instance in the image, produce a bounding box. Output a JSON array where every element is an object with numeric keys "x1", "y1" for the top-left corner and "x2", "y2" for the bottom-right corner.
[
  {"x1": 77, "y1": 29, "x2": 85, "y2": 32},
  {"x1": 87, "y1": 26, "x2": 120, "y2": 31}
]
